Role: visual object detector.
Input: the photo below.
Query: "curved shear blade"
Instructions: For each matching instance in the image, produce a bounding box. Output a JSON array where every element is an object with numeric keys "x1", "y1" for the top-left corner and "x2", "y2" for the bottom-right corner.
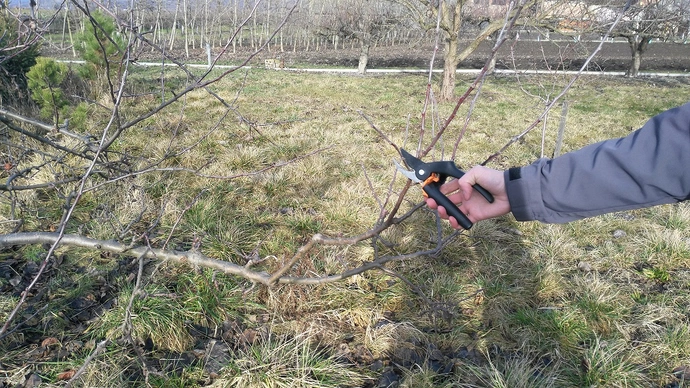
[{"x1": 394, "y1": 159, "x2": 422, "y2": 183}]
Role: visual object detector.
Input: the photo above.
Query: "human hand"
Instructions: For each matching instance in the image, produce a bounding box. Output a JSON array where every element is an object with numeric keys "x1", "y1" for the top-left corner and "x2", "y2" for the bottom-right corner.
[{"x1": 426, "y1": 165, "x2": 511, "y2": 229}]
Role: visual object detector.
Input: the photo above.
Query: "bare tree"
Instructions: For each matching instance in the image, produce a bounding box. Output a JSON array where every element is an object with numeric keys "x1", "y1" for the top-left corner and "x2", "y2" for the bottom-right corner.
[
  {"x1": 613, "y1": 0, "x2": 688, "y2": 76},
  {"x1": 539, "y1": 0, "x2": 688, "y2": 77},
  {"x1": 0, "y1": 2, "x2": 644, "y2": 385},
  {"x1": 0, "y1": 0, "x2": 520, "y2": 344},
  {"x1": 316, "y1": 0, "x2": 401, "y2": 74},
  {"x1": 397, "y1": 0, "x2": 530, "y2": 100},
  {"x1": 0, "y1": 0, "x2": 293, "y2": 334}
]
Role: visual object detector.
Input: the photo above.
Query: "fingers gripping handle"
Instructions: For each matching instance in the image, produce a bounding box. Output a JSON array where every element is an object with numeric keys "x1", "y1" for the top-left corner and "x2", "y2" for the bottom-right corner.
[
  {"x1": 428, "y1": 162, "x2": 494, "y2": 204},
  {"x1": 472, "y1": 183, "x2": 495, "y2": 204},
  {"x1": 423, "y1": 184, "x2": 473, "y2": 230}
]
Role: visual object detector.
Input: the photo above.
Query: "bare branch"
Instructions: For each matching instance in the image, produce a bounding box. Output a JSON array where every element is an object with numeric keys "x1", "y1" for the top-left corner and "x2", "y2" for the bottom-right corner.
[
  {"x1": 0, "y1": 108, "x2": 94, "y2": 144},
  {"x1": 0, "y1": 115, "x2": 91, "y2": 160}
]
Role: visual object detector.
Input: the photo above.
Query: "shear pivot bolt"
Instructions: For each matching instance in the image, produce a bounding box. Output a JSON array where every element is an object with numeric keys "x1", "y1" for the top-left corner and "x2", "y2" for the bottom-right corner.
[{"x1": 418, "y1": 169, "x2": 425, "y2": 175}]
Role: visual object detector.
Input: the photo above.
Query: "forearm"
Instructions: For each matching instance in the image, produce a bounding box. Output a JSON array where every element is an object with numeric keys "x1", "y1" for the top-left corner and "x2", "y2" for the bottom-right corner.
[{"x1": 505, "y1": 102, "x2": 690, "y2": 223}]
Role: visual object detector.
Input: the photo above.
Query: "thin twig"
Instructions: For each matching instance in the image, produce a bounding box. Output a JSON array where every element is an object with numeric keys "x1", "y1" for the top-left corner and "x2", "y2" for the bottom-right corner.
[
  {"x1": 121, "y1": 247, "x2": 161, "y2": 380},
  {"x1": 361, "y1": 163, "x2": 384, "y2": 213},
  {"x1": 418, "y1": 3, "x2": 444, "y2": 152},
  {"x1": 64, "y1": 339, "x2": 110, "y2": 388},
  {"x1": 358, "y1": 110, "x2": 399, "y2": 156},
  {"x1": 0, "y1": 108, "x2": 94, "y2": 144}
]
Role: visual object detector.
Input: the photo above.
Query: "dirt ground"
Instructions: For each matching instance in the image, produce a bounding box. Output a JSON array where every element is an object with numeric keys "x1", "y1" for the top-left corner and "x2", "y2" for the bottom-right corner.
[
  {"x1": 45, "y1": 35, "x2": 689, "y2": 73},
  {"x1": 228, "y1": 39, "x2": 690, "y2": 73}
]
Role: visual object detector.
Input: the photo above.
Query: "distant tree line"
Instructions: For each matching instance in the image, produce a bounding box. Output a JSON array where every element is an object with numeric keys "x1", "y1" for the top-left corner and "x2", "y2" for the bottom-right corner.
[
  {"x1": 27, "y1": 0, "x2": 427, "y2": 57},
  {"x1": 2, "y1": 0, "x2": 689, "y2": 99}
]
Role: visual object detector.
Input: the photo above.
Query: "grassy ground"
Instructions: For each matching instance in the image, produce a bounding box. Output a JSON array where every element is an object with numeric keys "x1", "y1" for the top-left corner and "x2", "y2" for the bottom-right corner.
[{"x1": 1, "y1": 68, "x2": 690, "y2": 387}]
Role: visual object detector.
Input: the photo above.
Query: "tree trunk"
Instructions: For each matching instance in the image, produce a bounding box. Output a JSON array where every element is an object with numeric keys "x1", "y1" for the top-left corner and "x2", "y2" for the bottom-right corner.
[
  {"x1": 183, "y1": 0, "x2": 189, "y2": 58},
  {"x1": 232, "y1": 0, "x2": 237, "y2": 52},
  {"x1": 358, "y1": 42, "x2": 370, "y2": 74},
  {"x1": 136, "y1": 5, "x2": 145, "y2": 49},
  {"x1": 152, "y1": 0, "x2": 162, "y2": 49},
  {"x1": 190, "y1": 14, "x2": 197, "y2": 50},
  {"x1": 61, "y1": 3, "x2": 68, "y2": 49},
  {"x1": 280, "y1": 30, "x2": 284, "y2": 52},
  {"x1": 251, "y1": 12, "x2": 257, "y2": 48},
  {"x1": 204, "y1": 0, "x2": 209, "y2": 48},
  {"x1": 440, "y1": 35, "x2": 460, "y2": 101},
  {"x1": 62, "y1": 3, "x2": 76, "y2": 57},
  {"x1": 169, "y1": 0, "x2": 180, "y2": 51},
  {"x1": 265, "y1": 0, "x2": 271, "y2": 52},
  {"x1": 437, "y1": 0, "x2": 464, "y2": 101},
  {"x1": 627, "y1": 35, "x2": 649, "y2": 77}
]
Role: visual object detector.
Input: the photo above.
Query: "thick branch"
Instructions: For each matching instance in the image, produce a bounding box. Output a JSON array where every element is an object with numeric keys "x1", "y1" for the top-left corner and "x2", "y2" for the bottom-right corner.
[
  {"x1": 0, "y1": 114, "x2": 92, "y2": 158},
  {"x1": 0, "y1": 232, "x2": 272, "y2": 284},
  {"x1": 0, "y1": 203, "x2": 431, "y2": 287}
]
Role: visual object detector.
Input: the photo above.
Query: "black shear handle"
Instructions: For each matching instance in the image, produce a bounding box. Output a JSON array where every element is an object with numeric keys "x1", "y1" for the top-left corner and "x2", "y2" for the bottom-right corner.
[
  {"x1": 426, "y1": 161, "x2": 495, "y2": 204},
  {"x1": 423, "y1": 184, "x2": 474, "y2": 230},
  {"x1": 470, "y1": 183, "x2": 494, "y2": 204}
]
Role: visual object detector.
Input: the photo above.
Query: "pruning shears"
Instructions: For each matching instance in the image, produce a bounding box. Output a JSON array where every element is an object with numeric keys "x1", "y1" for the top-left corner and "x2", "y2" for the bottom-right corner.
[{"x1": 394, "y1": 148, "x2": 494, "y2": 230}]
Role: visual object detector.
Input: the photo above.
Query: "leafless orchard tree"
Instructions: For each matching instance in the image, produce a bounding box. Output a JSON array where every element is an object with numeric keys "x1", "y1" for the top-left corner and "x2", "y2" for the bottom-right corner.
[
  {"x1": 0, "y1": 0, "x2": 301, "y2": 335},
  {"x1": 314, "y1": 0, "x2": 406, "y2": 74},
  {"x1": 394, "y1": 0, "x2": 546, "y2": 101},
  {"x1": 612, "y1": 0, "x2": 688, "y2": 76},
  {"x1": 536, "y1": 0, "x2": 689, "y2": 77}
]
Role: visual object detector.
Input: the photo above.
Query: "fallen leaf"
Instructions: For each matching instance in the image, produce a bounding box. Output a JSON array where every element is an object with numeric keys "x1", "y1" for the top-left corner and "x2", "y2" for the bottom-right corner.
[
  {"x1": 241, "y1": 328, "x2": 258, "y2": 344},
  {"x1": 41, "y1": 337, "x2": 60, "y2": 347},
  {"x1": 474, "y1": 291, "x2": 485, "y2": 305},
  {"x1": 578, "y1": 261, "x2": 593, "y2": 272},
  {"x1": 57, "y1": 370, "x2": 76, "y2": 380},
  {"x1": 9, "y1": 276, "x2": 21, "y2": 287}
]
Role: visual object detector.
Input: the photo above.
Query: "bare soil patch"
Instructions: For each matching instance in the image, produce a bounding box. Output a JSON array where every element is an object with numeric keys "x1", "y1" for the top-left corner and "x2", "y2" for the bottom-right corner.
[
  {"x1": 158, "y1": 39, "x2": 690, "y2": 73},
  {"x1": 47, "y1": 38, "x2": 689, "y2": 73},
  {"x1": 278, "y1": 40, "x2": 690, "y2": 72}
]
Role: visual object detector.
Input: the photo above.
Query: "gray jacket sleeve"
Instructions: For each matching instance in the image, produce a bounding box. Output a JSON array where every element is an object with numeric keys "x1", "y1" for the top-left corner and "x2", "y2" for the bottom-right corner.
[{"x1": 505, "y1": 101, "x2": 690, "y2": 223}]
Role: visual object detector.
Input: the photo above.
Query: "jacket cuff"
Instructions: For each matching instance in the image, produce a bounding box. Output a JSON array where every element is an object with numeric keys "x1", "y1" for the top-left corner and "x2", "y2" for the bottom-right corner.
[{"x1": 504, "y1": 160, "x2": 546, "y2": 222}]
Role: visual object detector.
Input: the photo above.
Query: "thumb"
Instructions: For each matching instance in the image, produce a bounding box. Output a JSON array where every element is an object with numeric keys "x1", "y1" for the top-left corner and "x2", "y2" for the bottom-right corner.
[{"x1": 458, "y1": 171, "x2": 479, "y2": 201}]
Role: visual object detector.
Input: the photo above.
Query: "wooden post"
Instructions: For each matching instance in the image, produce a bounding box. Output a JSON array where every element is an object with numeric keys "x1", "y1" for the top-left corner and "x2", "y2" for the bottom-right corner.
[{"x1": 206, "y1": 43, "x2": 211, "y2": 69}]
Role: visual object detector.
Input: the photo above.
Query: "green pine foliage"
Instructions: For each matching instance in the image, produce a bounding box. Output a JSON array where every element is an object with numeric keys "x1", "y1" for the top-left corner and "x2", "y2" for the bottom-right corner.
[
  {"x1": 26, "y1": 57, "x2": 69, "y2": 124},
  {"x1": 75, "y1": 11, "x2": 125, "y2": 83}
]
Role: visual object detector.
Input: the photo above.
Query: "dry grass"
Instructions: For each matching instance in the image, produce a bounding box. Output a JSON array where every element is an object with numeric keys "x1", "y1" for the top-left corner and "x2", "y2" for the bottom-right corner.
[
  {"x1": 216, "y1": 331, "x2": 370, "y2": 388},
  {"x1": 2, "y1": 69, "x2": 690, "y2": 387}
]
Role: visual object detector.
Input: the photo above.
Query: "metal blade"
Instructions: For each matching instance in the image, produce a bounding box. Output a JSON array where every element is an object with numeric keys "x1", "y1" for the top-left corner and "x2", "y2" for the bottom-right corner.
[
  {"x1": 400, "y1": 148, "x2": 423, "y2": 171},
  {"x1": 394, "y1": 159, "x2": 422, "y2": 183}
]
